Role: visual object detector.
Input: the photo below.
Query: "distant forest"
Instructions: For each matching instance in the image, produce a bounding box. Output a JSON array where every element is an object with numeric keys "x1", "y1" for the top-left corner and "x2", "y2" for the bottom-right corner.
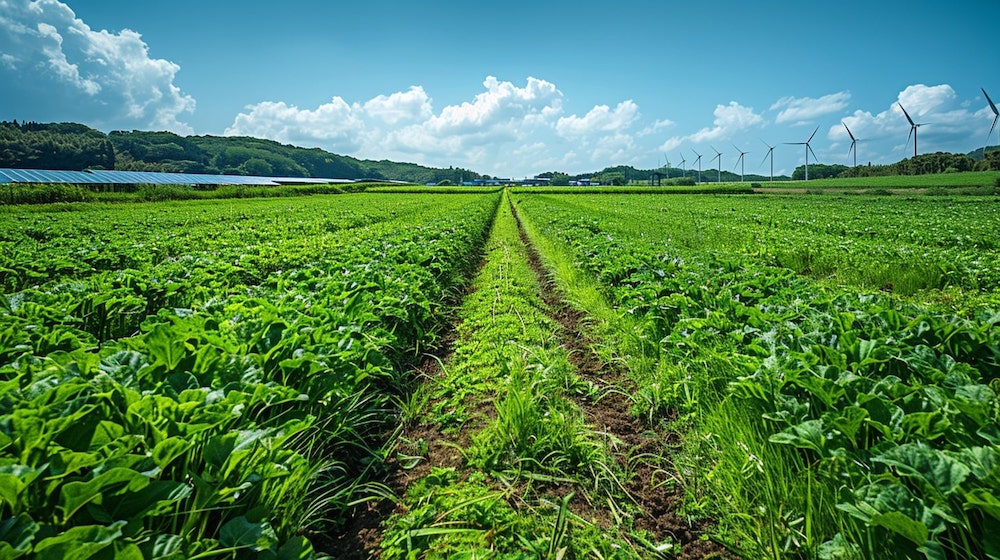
[
  {"x1": 0, "y1": 121, "x2": 484, "y2": 184},
  {"x1": 2, "y1": 120, "x2": 998, "y2": 185}
]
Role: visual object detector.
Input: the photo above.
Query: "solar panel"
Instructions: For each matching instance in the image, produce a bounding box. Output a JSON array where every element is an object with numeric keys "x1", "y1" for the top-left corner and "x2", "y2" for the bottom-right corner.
[{"x1": 0, "y1": 168, "x2": 351, "y2": 187}]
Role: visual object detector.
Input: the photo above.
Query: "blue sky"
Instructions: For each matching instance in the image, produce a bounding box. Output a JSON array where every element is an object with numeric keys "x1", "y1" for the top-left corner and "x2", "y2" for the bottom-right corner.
[{"x1": 2, "y1": 0, "x2": 998, "y2": 178}]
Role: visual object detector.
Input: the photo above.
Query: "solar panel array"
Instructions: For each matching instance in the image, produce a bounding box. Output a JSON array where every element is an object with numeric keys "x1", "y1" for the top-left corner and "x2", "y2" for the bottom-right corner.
[{"x1": 0, "y1": 168, "x2": 355, "y2": 186}]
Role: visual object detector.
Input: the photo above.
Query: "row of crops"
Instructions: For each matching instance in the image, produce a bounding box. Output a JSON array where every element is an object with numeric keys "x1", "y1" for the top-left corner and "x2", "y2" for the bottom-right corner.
[
  {"x1": 0, "y1": 194, "x2": 500, "y2": 557},
  {"x1": 513, "y1": 193, "x2": 999, "y2": 559},
  {"x1": 2, "y1": 188, "x2": 998, "y2": 559}
]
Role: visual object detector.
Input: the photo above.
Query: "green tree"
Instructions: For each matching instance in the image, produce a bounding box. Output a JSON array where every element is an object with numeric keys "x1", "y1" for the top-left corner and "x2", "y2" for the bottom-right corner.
[{"x1": 241, "y1": 158, "x2": 274, "y2": 176}]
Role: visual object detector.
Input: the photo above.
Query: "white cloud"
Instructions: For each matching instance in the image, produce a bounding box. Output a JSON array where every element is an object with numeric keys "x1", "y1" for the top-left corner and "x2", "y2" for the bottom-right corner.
[
  {"x1": 659, "y1": 101, "x2": 763, "y2": 151},
  {"x1": 555, "y1": 100, "x2": 639, "y2": 138},
  {"x1": 226, "y1": 97, "x2": 368, "y2": 152},
  {"x1": 224, "y1": 76, "x2": 663, "y2": 176},
  {"x1": 771, "y1": 91, "x2": 851, "y2": 124},
  {"x1": 689, "y1": 102, "x2": 763, "y2": 143},
  {"x1": 226, "y1": 76, "x2": 568, "y2": 175},
  {"x1": 362, "y1": 86, "x2": 433, "y2": 125},
  {"x1": 0, "y1": 0, "x2": 194, "y2": 132},
  {"x1": 834, "y1": 84, "x2": 987, "y2": 160}
]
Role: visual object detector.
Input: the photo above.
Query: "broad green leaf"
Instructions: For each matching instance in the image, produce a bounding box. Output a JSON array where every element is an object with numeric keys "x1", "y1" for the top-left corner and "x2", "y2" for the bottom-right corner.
[
  {"x1": 219, "y1": 516, "x2": 277, "y2": 551},
  {"x1": 870, "y1": 511, "x2": 928, "y2": 546},
  {"x1": 33, "y1": 521, "x2": 125, "y2": 560},
  {"x1": 141, "y1": 323, "x2": 187, "y2": 371},
  {"x1": 0, "y1": 513, "x2": 38, "y2": 553},
  {"x1": 144, "y1": 534, "x2": 185, "y2": 560},
  {"x1": 916, "y1": 540, "x2": 946, "y2": 560},
  {"x1": 107, "y1": 480, "x2": 192, "y2": 521},
  {"x1": 964, "y1": 489, "x2": 1000, "y2": 521},
  {"x1": 768, "y1": 419, "x2": 825, "y2": 455},
  {"x1": 274, "y1": 536, "x2": 314, "y2": 560},
  {"x1": 0, "y1": 466, "x2": 46, "y2": 509},
  {"x1": 60, "y1": 468, "x2": 148, "y2": 523},
  {"x1": 873, "y1": 443, "x2": 970, "y2": 497},
  {"x1": 826, "y1": 406, "x2": 868, "y2": 446},
  {"x1": 151, "y1": 437, "x2": 193, "y2": 470},
  {"x1": 900, "y1": 411, "x2": 951, "y2": 441}
]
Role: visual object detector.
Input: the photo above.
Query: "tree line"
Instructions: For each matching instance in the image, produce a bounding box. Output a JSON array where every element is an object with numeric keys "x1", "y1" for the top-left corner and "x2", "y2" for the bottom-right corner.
[{"x1": 0, "y1": 121, "x2": 484, "y2": 184}]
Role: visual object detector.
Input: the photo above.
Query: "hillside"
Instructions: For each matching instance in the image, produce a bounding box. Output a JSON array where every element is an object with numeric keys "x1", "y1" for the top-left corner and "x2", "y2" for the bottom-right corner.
[{"x1": 0, "y1": 121, "x2": 485, "y2": 184}]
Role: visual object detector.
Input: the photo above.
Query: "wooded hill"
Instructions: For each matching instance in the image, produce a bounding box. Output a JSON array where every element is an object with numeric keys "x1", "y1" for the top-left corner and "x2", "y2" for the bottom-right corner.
[{"x1": 0, "y1": 121, "x2": 484, "y2": 184}]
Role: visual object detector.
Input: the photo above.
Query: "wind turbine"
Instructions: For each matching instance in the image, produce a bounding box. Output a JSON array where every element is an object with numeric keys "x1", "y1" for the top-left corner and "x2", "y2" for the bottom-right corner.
[
  {"x1": 678, "y1": 152, "x2": 687, "y2": 178},
  {"x1": 898, "y1": 103, "x2": 927, "y2": 158},
  {"x1": 784, "y1": 125, "x2": 819, "y2": 181},
  {"x1": 843, "y1": 122, "x2": 860, "y2": 167},
  {"x1": 732, "y1": 144, "x2": 748, "y2": 182},
  {"x1": 759, "y1": 139, "x2": 775, "y2": 182},
  {"x1": 710, "y1": 146, "x2": 722, "y2": 182},
  {"x1": 982, "y1": 88, "x2": 999, "y2": 154},
  {"x1": 691, "y1": 149, "x2": 703, "y2": 183},
  {"x1": 664, "y1": 154, "x2": 672, "y2": 178}
]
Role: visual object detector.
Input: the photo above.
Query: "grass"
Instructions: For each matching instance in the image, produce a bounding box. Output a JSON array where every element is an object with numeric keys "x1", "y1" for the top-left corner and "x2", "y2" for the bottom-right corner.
[
  {"x1": 755, "y1": 170, "x2": 1000, "y2": 190},
  {"x1": 381, "y1": 191, "x2": 649, "y2": 558}
]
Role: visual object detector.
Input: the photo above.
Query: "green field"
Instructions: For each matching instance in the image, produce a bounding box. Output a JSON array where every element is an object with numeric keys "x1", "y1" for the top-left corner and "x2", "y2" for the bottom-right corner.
[
  {"x1": 1, "y1": 190, "x2": 997, "y2": 559},
  {"x1": 754, "y1": 170, "x2": 1000, "y2": 191}
]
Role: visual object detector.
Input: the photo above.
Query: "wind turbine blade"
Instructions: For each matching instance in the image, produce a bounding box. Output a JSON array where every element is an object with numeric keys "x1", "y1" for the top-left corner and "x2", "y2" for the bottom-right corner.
[
  {"x1": 807, "y1": 125, "x2": 820, "y2": 143},
  {"x1": 983, "y1": 88, "x2": 1000, "y2": 116},
  {"x1": 807, "y1": 143, "x2": 818, "y2": 162},
  {"x1": 990, "y1": 115, "x2": 999, "y2": 138},
  {"x1": 843, "y1": 122, "x2": 856, "y2": 142},
  {"x1": 758, "y1": 153, "x2": 769, "y2": 169},
  {"x1": 760, "y1": 138, "x2": 773, "y2": 149},
  {"x1": 905, "y1": 126, "x2": 914, "y2": 152},
  {"x1": 899, "y1": 103, "x2": 915, "y2": 126}
]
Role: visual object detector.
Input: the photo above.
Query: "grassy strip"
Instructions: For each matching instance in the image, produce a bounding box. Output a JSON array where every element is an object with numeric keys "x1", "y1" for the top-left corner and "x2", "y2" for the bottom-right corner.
[{"x1": 381, "y1": 192, "x2": 661, "y2": 558}]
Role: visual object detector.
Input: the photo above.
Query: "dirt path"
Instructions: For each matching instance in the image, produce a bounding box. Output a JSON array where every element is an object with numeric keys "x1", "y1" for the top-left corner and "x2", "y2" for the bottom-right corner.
[
  {"x1": 323, "y1": 199, "x2": 736, "y2": 558},
  {"x1": 512, "y1": 202, "x2": 736, "y2": 559}
]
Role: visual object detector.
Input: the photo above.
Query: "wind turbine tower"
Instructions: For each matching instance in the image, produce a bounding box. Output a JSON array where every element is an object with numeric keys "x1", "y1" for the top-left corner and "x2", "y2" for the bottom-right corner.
[
  {"x1": 710, "y1": 146, "x2": 722, "y2": 182},
  {"x1": 898, "y1": 103, "x2": 927, "y2": 158},
  {"x1": 759, "y1": 139, "x2": 775, "y2": 182},
  {"x1": 982, "y1": 88, "x2": 999, "y2": 154},
  {"x1": 784, "y1": 125, "x2": 819, "y2": 181},
  {"x1": 691, "y1": 149, "x2": 703, "y2": 183},
  {"x1": 843, "y1": 122, "x2": 859, "y2": 167},
  {"x1": 732, "y1": 144, "x2": 748, "y2": 182},
  {"x1": 678, "y1": 153, "x2": 687, "y2": 178}
]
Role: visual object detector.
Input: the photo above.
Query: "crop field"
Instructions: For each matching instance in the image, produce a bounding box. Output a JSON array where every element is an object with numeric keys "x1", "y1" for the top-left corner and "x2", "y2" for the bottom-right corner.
[
  {"x1": 1, "y1": 189, "x2": 998, "y2": 559},
  {"x1": 756, "y1": 170, "x2": 1000, "y2": 191}
]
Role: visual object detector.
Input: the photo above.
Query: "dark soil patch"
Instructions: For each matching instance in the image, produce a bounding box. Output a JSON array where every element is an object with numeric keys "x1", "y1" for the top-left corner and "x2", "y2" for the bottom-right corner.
[{"x1": 511, "y1": 201, "x2": 738, "y2": 559}]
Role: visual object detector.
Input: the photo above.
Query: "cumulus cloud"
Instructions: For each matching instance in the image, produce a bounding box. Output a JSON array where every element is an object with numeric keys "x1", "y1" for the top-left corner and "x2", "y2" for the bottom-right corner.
[
  {"x1": 771, "y1": 91, "x2": 851, "y2": 124},
  {"x1": 555, "y1": 100, "x2": 639, "y2": 138},
  {"x1": 832, "y1": 84, "x2": 988, "y2": 160},
  {"x1": 0, "y1": 0, "x2": 194, "y2": 132},
  {"x1": 688, "y1": 102, "x2": 764, "y2": 143},
  {"x1": 658, "y1": 101, "x2": 763, "y2": 152},
  {"x1": 225, "y1": 75, "x2": 658, "y2": 175}
]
